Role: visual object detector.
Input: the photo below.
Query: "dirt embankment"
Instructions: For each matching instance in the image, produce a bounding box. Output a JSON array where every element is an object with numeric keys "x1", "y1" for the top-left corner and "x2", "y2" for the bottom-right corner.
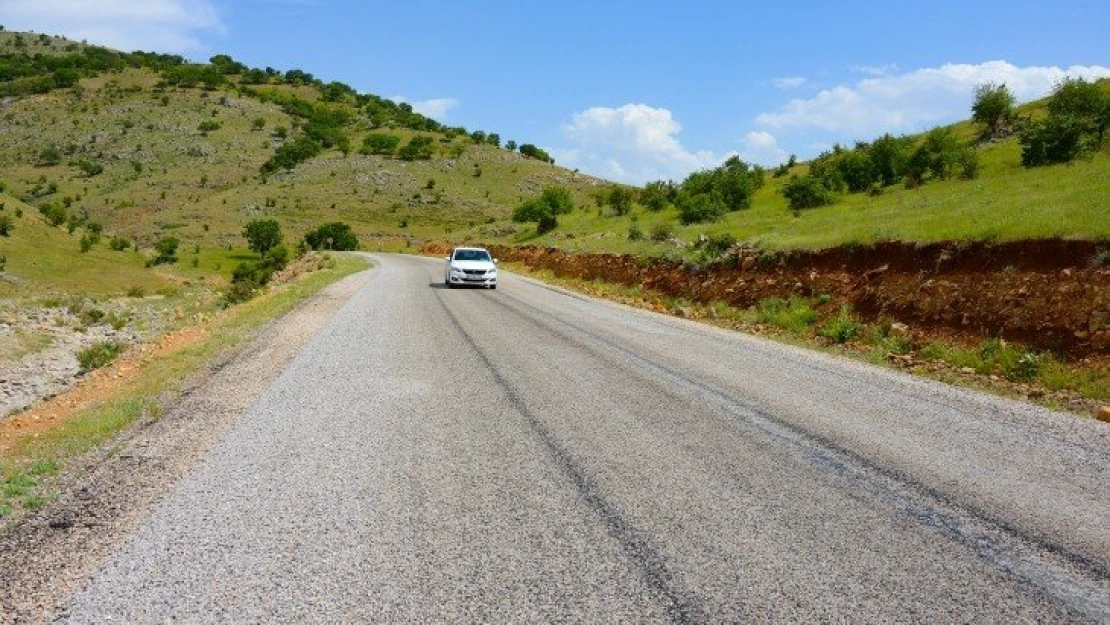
[{"x1": 425, "y1": 240, "x2": 1110, "y2": 359}]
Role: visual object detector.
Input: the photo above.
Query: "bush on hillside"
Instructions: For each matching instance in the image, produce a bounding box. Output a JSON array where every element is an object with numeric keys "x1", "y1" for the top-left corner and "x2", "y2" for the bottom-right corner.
[
  {"x1": 782, "y1": 175, "x2": 837, "y2": 213},
  {"x1": 398, "y1": 136, "x2": 435, "y2": 161},
  {"x1": 1020, "y1": 77, "x2": 1109, "y2": 167},
  {"x1": 640, "y1": 180, "x2": 676, "y2": 212},
  {"x1": 36, "y1": 146, "x2": 61, "y2": 166},
  {"x1": 39, "y1": 203, "x2": 66, "y2": 227},
  {"x1": 304, "y1": 222, "x2": 359, "y2": 251},
  {"x1": 676, "y1": 191, "x2": 727, "y2": 224},
  {"x1": 0, "y1": 213, "x2": 13, "y2": 236},
  {"x1": 512, "y1": 186, "x2": 574, "y2": 225},
  {"x1": 519, "y1": 143, "x2": 553, "y2": 163},
  {"x1": 261, "y1": 136, "x2": 322, "y2": 173},
  {"x1": 361, "y1": 133, "x2": 401, "y2": 156},
  {"x1": 149, "y1": 237, "x2": 179, "y2": 265},
  {"x1": 76, "y1": 341, "x2": 122, "y2": 373}
]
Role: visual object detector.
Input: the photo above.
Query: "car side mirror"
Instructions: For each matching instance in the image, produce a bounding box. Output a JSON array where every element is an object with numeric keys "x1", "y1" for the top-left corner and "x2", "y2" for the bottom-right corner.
[
  {"x1": 493, "y1": 259, "x2": 499, "y2": 264},
  {"x1": 444, "y1": 256, "x2": 450, "y2": 261}
]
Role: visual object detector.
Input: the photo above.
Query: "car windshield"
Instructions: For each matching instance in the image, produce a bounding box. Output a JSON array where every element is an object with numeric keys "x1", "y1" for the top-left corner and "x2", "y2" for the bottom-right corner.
[{"x1": 454, "y1": 249, "x2": 491, "y2": 262}]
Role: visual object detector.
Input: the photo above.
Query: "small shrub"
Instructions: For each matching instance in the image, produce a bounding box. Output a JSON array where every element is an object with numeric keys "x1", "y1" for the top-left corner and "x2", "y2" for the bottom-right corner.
[
  {"x1": 0, "y1": 213, "x2": 13, "y2": 236},
  {"x1": 628, "y1": 221, "x2": 644, "y2": 241},
  {"x1": 109, "y1": 236, "x2": 131, "y2": 251},
  {"x1": 149, "y1": 237, "x2": 179, "y2": 265},
  {"x1": 1006, "y1": 350, "x2": 1043, "y2": 382},
  {"x1": 649, "y1": 223, "x2": 674, "y2": 242},
  {"x1": 126, "y1": 286, "x2": 145, "y2": 298},
  {"x1": 76, "y1": 341, "x2": 122, "y2": 372},
  {"x1": 698, "y1": 233, "x2": 736, "y2": 257},
  {"x1": 0, "y1": 255, "x2": 6, "y2": 271},
  {"x1": 106, "y1": 311, "x2": 130, "y2": 330},
  {"x1": 536, "y1": 213, "x2": 558, "y2": 234},
  {"x1": 756, "y1": 297, "x2": 820, "y2": 333},
  {"x1": 78, "y1": 233, "x2": 95, "y2": 252},
  {"x1": 819, "y1": 305, "x2": 862, "y2": 343}
]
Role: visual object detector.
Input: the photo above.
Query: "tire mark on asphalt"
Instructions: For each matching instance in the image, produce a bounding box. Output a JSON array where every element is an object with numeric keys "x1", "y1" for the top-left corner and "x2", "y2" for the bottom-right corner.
[
  {"x1": 433, "y1": 287, "x2": 707, "y2": 625},
  {"x1": 488, "y1": 288, "x2": 1109, "y2": 621},
  {"x1": 517, "y1": 274, "x2": 1110, "y2": 459}
]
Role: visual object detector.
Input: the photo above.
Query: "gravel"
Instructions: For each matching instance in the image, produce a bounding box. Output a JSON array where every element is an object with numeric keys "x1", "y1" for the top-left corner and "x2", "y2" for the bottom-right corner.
[
  {"x1": 33, "y1": 254, "x2": 1110, "y2": 622},
  {"x1": 0, "y1": 264, "x2": 373, "y2": 624}
]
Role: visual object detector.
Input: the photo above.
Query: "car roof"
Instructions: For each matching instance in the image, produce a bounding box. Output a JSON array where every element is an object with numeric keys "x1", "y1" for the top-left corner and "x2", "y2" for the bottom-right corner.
[{"x1": 452, "y1": 247, "x2": 490, "y2": 252}]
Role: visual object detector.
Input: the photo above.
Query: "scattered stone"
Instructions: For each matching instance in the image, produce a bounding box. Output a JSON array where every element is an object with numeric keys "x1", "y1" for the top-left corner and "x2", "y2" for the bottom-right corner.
[
  {"x1": 960, "y1": 367, "x2": 975, "y2": 375},
  {"x1": 1097, "y1": 406, "x2": 1110, "y2": 423}
]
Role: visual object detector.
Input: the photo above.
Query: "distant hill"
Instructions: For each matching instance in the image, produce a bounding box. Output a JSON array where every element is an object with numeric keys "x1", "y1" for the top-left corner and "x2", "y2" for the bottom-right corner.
[
  {"x1": 0, "y1": 30, "x2": 1106, "y2": 263},
  {"x1": 0, "y1": 30, "x2": 608, "y2": 258}
]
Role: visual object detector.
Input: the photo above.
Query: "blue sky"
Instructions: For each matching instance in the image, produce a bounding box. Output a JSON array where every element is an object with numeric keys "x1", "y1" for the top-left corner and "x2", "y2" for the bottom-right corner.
[{"x1": 1, "y1": 0, "x2": 1107, "y2": 184}]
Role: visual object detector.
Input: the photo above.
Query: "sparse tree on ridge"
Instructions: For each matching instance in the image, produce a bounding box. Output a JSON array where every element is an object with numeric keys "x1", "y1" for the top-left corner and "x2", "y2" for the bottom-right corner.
[{"x1": 971, "y1": 83, "x2": 1016, "y2": 140}]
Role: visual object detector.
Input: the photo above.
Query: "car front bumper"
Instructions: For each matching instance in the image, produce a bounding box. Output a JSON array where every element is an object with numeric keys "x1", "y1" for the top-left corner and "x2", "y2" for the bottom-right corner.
[{"x1": 448, "y1": 274, "x2": 497, "y2": 287}]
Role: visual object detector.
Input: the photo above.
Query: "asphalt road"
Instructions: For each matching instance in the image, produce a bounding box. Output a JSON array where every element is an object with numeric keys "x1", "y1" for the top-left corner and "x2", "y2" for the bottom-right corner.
[{"x1": 61, "y1": 254, "x2": 1109, "y2": 623}]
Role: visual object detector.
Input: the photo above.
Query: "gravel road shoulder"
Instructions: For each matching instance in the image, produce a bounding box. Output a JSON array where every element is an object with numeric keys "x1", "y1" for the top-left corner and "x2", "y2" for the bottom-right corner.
[{"x1": 0, "y1": 261, "x2": 373, "y2": 624}]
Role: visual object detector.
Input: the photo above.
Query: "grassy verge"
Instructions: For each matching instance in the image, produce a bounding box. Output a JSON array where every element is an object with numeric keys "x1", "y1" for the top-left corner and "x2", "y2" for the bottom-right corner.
[
  {"x1": 507, "y1": 263, "x2": 1108, "y2": 416},
  {"x1": 0, "y1": 253, "x2": 368, "y2": 522}
]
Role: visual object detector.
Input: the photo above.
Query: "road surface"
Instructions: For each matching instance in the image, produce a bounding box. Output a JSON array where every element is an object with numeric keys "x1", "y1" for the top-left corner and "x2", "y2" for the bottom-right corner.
[{"x1": 60, "y1": 253, "x2": 1109, "y2": 622}]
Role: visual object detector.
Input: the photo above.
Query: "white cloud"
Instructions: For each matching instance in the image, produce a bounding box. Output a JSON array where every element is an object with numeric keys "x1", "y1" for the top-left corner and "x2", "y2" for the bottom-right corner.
[
  {"x1": 738, "y1": 131, "x2": 789, "y2": 167},
  {"x1": 560, "y1": 103, "x2": 720, "y2": 184},
  {"x1": 756, "y1": 61, "x2": 1110, "y2": 137},
  {"x1": 389, "y1": 96, "x2": 459, "y2": 121},
  {"x1": 852, "y1": 64, "x2": 899, "y2": 77},
  {"x1": 771, "y1": 76, "x2": 806, "y2": 89},
  {"x1": 0, "y1": 0, "x2": 223, "y2": 54}
]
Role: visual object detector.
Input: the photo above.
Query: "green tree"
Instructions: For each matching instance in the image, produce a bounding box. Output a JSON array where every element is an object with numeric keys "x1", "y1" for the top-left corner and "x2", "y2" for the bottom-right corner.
[
  {"x1": 1020, "y1": 115, "x2": 1089, "y2": 167},
  {"x1": 519, "y1": 143, "x2": 553, "y2": 163},
  {"x1": 0, "y1": 213, "x2": 13, "y2": 237},
  {"x1": 304, "y1": 222, "x2": 359, "y2": 250},
  {"x1": 675, "y1": 191, "x2": 727, "y2": 224},
  {"x1": 151, "y1": 237, "x2": 179, "y2": 265},
  {"x1": 910, "y1": 127, "x2": 978, "y2": 181},
  {"x1": 782, "y1": 175, "x2": 836, "y2": 212},
  {"x1": 868, "y1": 133, "x2": 912, "y2": 186},
  {"x1": 361, "y1": 133, "x2": 401, "y2": 155},
  {"x1": 261, "y1": 137, "x2": 322, "y2": 173},
  {"x1": 251, "y1": 117, "x2": 266, "y2": 131},
  {"x1": 606, "y1": 185, "x2": 636, "y2": 215},
  {"x1": 505, "y1": 140, "x2": 517, "y2": 152},
  {"x1": 1047, "y1": 77, "x2": 1110, "y2": 144},
  {"x1": 971, "y1": 82, "x2": 1016, "y2": 139},
  {"x1": 398, "y1": 136, "x2": 435, "y2": 160},
  {"x1": 243, "y1": 219, "x2": 282, "y2": 255},
  {"x1": 640, "y1": 180, "x2": 676, "y2": 211},
  {"x1": 37, "y1": 146, "x2": 62, "y2": 166}
]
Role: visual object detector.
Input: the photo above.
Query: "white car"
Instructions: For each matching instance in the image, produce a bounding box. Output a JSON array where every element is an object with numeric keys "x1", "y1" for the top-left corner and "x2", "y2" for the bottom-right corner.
[{"x1": 444, "y1": 247, "x2": 498, "y2": 289}]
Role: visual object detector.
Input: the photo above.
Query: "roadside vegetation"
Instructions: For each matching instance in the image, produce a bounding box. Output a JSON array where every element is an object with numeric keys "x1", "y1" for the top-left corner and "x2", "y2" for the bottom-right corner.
[
  {"x1": 0, "y1": 252, "x2": 367, "y2": 524},
  {"x1": 509, "y1": 265, "x2": 1108, "y2": 411}
]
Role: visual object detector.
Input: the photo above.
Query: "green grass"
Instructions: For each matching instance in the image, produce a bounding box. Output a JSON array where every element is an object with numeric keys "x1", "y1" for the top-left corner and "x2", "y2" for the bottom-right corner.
[{"x1": 512, "y1": 146, "x2": 1108, "y2": 255}]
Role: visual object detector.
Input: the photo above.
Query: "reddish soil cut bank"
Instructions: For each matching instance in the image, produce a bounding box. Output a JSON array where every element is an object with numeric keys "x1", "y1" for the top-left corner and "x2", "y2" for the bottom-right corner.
[{"x1": 425, "y1": 240, "x2": 1110, "y2": 359}]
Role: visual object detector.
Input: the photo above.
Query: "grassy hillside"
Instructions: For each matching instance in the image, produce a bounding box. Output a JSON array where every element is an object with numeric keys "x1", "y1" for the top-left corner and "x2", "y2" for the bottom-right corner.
[
  {"x1": 0, "y1": 31, "x2": 608, "y2": 264},
  {"x1": 536, "y1": 143, "x2": 1108, "y2": 255},
  {"x1": 0, "y1": 30, "x2": 1106, "y2": 269}
]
